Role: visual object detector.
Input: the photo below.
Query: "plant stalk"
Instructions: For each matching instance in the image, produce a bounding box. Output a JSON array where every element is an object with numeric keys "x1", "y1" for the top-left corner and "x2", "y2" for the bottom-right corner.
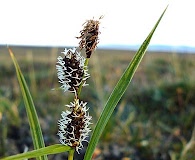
[{"x1": 68, "y1": 149, "x2": 75, "y2": 160}]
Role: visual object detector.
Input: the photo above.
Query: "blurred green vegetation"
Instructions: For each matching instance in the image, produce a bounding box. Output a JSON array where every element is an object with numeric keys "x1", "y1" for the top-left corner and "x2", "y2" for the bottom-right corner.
[{"x1": 0, "y1": 46, "x2": 195, "y2": 160}]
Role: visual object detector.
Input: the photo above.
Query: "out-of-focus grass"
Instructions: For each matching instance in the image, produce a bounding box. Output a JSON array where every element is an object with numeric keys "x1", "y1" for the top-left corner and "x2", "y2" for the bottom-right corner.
[{"x1": 0, "y1": 45, "x2": 195, "y2": 159}]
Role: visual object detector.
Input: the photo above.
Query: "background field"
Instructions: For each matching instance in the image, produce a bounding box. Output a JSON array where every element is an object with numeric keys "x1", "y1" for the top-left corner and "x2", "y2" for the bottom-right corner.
[{"x1": 0, "y1": 45, "x2": 195, "y2": 160}]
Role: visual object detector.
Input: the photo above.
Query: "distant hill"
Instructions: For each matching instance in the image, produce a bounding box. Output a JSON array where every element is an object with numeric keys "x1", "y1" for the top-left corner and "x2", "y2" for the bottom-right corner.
[
  {"x1": 1, "y1": 44, "x2": 195, "y2": 54},
  {"x1": 99, "y1": 44, "x2": 195, "y2": 53}
]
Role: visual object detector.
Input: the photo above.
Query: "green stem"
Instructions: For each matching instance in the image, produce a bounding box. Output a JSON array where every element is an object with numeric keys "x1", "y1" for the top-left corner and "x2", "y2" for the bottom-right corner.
[
  {"x1": 77, "y1": 58, "x2": 89, "y2": 97},
  {"x1": 68, "y1": 149, "x2": 75, "y2": 160}
]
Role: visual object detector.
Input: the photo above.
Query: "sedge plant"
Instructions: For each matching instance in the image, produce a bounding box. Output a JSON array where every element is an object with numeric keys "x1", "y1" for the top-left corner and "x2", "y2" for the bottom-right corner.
[{"x1": 1, "y1": 6, "x2": 168, "y2": 160}]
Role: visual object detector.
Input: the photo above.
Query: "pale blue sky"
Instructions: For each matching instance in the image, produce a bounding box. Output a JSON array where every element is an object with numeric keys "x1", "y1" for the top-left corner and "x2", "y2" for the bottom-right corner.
[{"x1": 0, "y1": 0, "x2": 194, "y2": 47}]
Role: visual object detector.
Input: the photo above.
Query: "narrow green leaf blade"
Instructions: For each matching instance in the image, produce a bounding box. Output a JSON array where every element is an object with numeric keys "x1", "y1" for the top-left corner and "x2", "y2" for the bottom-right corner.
[
  {"x1": 84, "y1": 6, "x2": 168, "y2": 160},
  {"x1": 1, "y1": 144, "x2": 71, "y2": 160},
  {"x1": 8, "y1": 48, "x2": 48, "y2": 160}
]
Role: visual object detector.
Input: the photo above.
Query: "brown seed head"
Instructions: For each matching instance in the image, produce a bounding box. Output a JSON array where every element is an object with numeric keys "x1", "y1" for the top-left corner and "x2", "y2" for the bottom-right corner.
[{"x1": 77, "y1": 16, "x2": 103, "y2": 58}]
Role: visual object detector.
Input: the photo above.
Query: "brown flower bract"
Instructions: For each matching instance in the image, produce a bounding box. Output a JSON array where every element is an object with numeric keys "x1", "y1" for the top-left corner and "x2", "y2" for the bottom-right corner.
[{"x1": 77, "y1": 16, "x2": 103, "y2": 58}]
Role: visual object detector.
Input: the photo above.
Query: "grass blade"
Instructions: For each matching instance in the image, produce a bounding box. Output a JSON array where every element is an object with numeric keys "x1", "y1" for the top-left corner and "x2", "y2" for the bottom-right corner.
[
  {"x1": 84, "y1": 6, "x2": 168, "y2": 160},
  {"x1": 0, "y1": 144, "x2": 71, "y2": 160},
  {"x1": 8, "y1": 48, "x2": 48, "y2": 160}
]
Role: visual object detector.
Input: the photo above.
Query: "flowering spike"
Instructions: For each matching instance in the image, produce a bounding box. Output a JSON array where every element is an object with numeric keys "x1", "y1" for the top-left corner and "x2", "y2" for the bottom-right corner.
[
  {"x1": 56, "y1": 48, "x2": 90, "y2": 94},
  {"x1": 57, "y1": 98, "x2": 92, "y2": 153},
  {"x1": 77, "y1": 16, "x2": 102, "y2": 58}
]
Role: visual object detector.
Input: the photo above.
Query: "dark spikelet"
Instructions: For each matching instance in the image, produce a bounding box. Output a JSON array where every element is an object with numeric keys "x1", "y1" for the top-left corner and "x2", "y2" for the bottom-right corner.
[
  {"x1": 63, "y1": 51, "x2": 84, "y2": 92},
  {"x1": 77, "y1": 16, "x2": 103, "y2": 58},
  {"x1": 57, "y1": 99, "x2": 92, "y2": 153},
  {"x1": 56, "y1": 48, "x2": 90, "y2": 95}
]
